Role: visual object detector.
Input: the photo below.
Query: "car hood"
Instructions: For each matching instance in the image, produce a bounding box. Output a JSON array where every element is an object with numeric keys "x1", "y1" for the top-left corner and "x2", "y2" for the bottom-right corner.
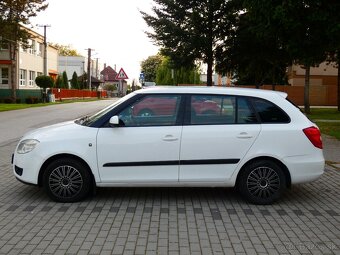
[{"x1": 21, "y1": 121, "x2": 87, "y2": 141}]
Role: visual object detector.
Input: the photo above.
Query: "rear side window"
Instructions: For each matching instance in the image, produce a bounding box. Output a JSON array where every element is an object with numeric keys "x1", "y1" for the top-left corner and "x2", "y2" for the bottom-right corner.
[
  {"x1": 189, "y1": 95, "x2": 258, "y2": 125},
  {"x1": 251, "y1": 98, "x2": 290, "y2": 123}
]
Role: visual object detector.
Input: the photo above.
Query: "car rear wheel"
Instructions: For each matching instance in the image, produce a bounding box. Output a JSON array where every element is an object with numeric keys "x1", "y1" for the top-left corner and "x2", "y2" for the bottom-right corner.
[
  {"x1": 237, "y1": 160, "x2": 286, "y2": 205},
  {"x1": 43, "y1": 158, "x2": 92, "y2": 202}
]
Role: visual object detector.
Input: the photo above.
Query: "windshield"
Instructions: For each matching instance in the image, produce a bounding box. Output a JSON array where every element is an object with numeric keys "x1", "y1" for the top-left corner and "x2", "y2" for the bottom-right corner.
[{"x1": 76, "y1": 92, "x2": 136, "y2": 126}]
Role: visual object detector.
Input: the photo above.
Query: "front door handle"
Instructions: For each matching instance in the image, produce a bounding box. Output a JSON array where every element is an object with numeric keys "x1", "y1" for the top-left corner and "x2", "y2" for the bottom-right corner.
[
  {"x1": 237, "y1": 132, "x2": 253, "y2": 139},
  {"x1": 162, "y1": 135, "x2": 178, "y2": 141}
]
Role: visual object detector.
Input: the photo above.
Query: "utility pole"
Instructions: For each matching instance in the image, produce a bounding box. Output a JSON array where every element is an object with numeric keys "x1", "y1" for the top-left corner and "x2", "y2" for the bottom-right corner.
[
  {"x1": 37, "y1": 24, "x2": 51, "y2": 75},
  {"x1": 95, "y1": 58, "x2": 99, "y2": 79},
  {"x1": 86, "y1": 48, "x2": 94, "y2": 90}
]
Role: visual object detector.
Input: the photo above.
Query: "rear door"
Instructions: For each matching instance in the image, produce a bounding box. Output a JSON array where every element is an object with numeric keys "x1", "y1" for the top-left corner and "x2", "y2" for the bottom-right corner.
[{"x1": 179, "y1": 94, "x2": 261, "y2": 183}]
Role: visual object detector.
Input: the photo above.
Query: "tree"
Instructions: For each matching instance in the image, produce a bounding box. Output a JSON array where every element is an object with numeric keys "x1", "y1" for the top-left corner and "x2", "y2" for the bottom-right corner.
[
  {"x1": 35, "y1": 75, "x2": 53, "y2": 102},
  {"x1": 156, "y1": 56, "x2": 201, "y2": 85},
  {"x1": 323, "y1": 1, "x2": 340, "y2": 111},
  {"x1": 71, "y1": 71, "x2": 79, "y2": 89},
  {"x1": 55, "y1": 74, "x2": 63, "y2": 88},
  {"x1": 215, "y1": 6, "x2": 289, "y2": 87},
  {"x1": 238, "y1": 0, "x2": 329, "y2": 113},
  {"x1": 141, "y1": 0, "x2": 232, "y2": 86},
  {"x1": 50, "y1": 43, "x2": 81, "y2": 56},
  {"x1": 62, "y1": 71, "x2": 69, "y2": 88},
  {"x1": 140, "y1": 54, "x2": 163, "y2": 82},
  {"x1": 0, "y1": 0, "x2": 48, "y2": 100}
]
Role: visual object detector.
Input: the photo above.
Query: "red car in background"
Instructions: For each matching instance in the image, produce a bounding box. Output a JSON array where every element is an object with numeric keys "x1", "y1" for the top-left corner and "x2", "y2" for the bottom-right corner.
[{"x1": 132, "y1": 96, "x2": 220, "y2": 116}]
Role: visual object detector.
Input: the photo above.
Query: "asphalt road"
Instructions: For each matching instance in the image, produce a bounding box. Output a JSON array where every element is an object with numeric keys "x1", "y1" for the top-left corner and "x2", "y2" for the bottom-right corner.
[{"x1": 0, "y1": 99, "x2": 118, "y2": 147}]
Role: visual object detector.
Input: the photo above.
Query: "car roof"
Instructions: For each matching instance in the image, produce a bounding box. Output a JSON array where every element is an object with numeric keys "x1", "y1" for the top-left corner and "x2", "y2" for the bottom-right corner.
[{"x1": 135, "y1": 86, "x2": 288, "y2": 98}]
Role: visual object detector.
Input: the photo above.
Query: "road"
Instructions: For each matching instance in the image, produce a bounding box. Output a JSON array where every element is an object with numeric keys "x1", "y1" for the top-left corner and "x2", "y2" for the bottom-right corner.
[{"x1": 0, "y1": 99, "x2": 118, "y2": 147}]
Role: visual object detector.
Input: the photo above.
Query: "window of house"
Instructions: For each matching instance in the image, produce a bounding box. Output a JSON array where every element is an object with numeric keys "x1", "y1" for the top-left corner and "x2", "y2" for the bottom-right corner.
[
  {"x1": 19, "y1": 69, "x2": 27, "y2": 86},
  {"x1": 29, "y1": 40, "x2": 36, "y2": 55},
  {"x1": 37, "y1": 42, "x2": 43, "y2": 56},
  {"x1": 0, "y1": 68, "x2": 9, "y2": 84},
  {"x1": 29, "y1": 71, "x2": 35, "y2": 86},
  {"x1": 118, "y1": 95, "x2": 182, "y2": 127},
  {"x1": 0, "y1": 41, "x2": 9, "y2": 50}
]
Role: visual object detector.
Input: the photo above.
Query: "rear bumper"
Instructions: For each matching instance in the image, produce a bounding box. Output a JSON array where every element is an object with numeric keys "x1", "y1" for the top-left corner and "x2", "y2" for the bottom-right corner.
[{"x1": 283, "y1": 154, "x2": 325, "y2": 184}]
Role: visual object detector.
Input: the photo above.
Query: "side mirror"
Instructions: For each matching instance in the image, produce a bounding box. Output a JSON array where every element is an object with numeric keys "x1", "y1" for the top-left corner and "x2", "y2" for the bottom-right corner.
[{"x1": 109, "y1": 116, "x2": 120, "y2": 127}]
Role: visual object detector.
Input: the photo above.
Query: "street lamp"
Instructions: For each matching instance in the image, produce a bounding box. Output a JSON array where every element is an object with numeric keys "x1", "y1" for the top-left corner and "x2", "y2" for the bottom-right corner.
[{"x1": 36, "y1": 24, "x2": 51, "y2": 76}]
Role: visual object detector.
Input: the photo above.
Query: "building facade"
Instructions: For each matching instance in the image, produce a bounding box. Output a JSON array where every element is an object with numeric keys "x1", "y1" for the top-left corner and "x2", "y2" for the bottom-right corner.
[{"x1": 0, "y1": 27, "x2": 58, "y2": 91}]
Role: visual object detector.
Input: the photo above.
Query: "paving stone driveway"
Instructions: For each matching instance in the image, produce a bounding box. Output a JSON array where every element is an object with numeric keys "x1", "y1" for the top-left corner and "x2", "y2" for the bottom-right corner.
[{"x1": 0, "y1": 142, "x2": 339, "y2": 255}]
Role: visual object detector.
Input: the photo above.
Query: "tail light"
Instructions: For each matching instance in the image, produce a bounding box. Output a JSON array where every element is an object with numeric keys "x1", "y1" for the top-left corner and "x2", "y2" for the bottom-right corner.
[{"x1": 303, "y1": 126, "x2": 323, "y2": 149}]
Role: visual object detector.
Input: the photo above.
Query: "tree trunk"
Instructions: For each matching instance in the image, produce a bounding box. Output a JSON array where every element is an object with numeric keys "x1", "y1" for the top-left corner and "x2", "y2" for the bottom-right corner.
[
  {"x1": 9, "y1": 43, "x2": 17, "y2": 101},
  {"x1": 207, "y1": 61, "x2": 213, "y2": 86},
  {"x1": 304, "y1": 65, "x2": 311, "y2": 114}
]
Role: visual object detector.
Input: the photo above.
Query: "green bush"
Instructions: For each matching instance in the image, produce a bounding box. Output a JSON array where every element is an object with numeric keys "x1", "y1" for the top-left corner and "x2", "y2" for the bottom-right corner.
[
  {"x1": 4, "y1": 97, "x2": 14, "y2": 103},
  {"x1": 16, "y1": 98, "x2": 21, "y2": 103},
  {"x1": 25, "y1": 96, "x2": 39, "y2": 104}
]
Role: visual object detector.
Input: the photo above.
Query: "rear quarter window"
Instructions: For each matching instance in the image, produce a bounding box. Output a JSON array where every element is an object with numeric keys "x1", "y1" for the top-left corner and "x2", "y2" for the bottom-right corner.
[{"x1": 251, "y1": 98, "x2": 290, "y2": 123}]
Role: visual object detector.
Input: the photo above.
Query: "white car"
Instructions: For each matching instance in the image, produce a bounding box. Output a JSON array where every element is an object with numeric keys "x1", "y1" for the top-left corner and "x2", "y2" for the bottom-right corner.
[{"x1": 12, "y1": 87, "x2": 324, "y2": 204}]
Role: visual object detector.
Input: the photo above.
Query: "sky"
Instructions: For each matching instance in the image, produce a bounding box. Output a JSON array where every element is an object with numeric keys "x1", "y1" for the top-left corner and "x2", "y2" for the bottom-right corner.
[{"x1": 31, "y1": 0, "x2": 159, "y2": 83}]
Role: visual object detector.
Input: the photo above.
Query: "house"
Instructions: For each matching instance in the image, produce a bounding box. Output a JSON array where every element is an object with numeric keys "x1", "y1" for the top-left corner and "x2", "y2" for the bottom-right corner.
[
  {"x1": 58, "y1": 56, "x2": 103, "y2": 88},
  {"x1": 100, "y1": 65, "x2": 127, "y2": 95},
  {"x1": 287, "y1": 62, "x2": 338, "y2": 87},
  {"x1": 0, "y1": 26, "x2": 58, "y2": 93}
]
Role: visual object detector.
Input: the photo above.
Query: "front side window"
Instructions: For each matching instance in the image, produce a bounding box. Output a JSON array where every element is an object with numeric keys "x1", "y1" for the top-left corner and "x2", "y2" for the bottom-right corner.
[
  {"x1": 251, "y1": 98, "x2": 290, "y2": 123},
  {"x1": 19, "y1": 69, "x2": 27, "y2": 86},
  {"x1": 190, "y1": 95, "x2": 257, "y2": 125},
  {"x1": 118, "y1": 95, "x2": 182, "y2": 127},
  {"x1": 0, "y1": 68, "x2": 9, "y2": 84}
]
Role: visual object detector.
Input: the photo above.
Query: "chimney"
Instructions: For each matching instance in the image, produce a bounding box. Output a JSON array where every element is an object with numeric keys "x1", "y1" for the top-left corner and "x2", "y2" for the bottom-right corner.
[{"x1": 104, "y1": 63, "x2": 107, "y2": 69}]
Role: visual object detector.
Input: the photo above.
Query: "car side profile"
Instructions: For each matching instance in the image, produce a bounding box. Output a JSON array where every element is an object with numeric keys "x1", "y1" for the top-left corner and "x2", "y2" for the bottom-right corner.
[{"x1": 12, "y1": 87, "x2": 325, "y2": 204}]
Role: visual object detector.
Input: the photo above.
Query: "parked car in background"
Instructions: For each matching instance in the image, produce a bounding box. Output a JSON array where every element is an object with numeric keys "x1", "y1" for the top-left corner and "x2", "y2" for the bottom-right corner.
[{"x1": 12, "y1": 86, "x2": 324, "y2": 204}]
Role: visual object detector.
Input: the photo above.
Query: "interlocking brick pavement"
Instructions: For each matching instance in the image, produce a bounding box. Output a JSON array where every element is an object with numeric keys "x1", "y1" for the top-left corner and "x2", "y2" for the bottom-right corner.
[{"x1": 0, "y1": 141, "x2": 339, "y2": 254}]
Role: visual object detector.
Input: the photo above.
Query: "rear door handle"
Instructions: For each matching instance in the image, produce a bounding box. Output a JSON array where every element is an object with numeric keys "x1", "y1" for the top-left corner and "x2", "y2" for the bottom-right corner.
[
  {"x1": 162, "y1": 135, "x2": 178, "y2": 141},
  {"x1": 237, "y1": 132, "x2": 253, "y2": 139}
]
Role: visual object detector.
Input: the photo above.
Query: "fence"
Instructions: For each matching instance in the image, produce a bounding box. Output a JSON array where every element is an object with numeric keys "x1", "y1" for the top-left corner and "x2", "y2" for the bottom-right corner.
[
  {"x1": 0, "y1": 88, "x2": 108, "y2": 102},
  {"x1": 178, "y1": 84, "x2": 338, "y2": 106},
  {"x1": 51, "y1": 89, "x2": 107, "y2": 100},
  {"x1": 0, "y1": 89, "x2": 42, "y2": 102}
]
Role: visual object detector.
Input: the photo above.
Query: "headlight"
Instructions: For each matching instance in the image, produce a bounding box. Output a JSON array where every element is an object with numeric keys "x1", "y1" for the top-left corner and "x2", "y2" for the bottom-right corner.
[{"x1": 17, "y1": 139, "x2": 40, "y2": 154}]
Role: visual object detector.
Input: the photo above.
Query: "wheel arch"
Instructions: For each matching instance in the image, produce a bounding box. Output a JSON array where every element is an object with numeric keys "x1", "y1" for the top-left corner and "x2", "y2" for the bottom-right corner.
[
  {"x1": 236, "y1": 156, "x2": 291, "y2": 188},
  {"x1": 38, "y1": 153, "x2": 95, "y2": 188}
]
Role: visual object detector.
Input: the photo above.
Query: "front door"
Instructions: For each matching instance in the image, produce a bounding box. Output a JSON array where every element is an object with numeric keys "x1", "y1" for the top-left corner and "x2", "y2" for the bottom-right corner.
[{"x1": 97, "y1": 94, "x2": 183, "y2": 183}]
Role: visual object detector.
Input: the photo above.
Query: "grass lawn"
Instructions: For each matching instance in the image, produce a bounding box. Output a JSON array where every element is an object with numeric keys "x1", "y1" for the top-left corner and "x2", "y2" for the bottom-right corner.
[
  {"x1": 0, "y1": 98, "x2": 101, "y2": 112},
  {"x1": 307, "y1": 108, "x2": 340, "y2": 140}
]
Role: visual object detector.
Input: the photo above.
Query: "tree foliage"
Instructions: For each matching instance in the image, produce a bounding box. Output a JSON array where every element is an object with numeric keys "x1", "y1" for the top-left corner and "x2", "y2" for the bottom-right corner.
[
  {"x1": 62, "y1": 71, "x2": 69, "y2": 88},
  {"x1": 140, "y1": 54, "x2": 163, "y2": 82},
  {"x1": 71, "y1": 71, "x2": 79, "y2": 89},
  {"x1": 0, "y1": 0, "x2": 48, "y2": 99},
  {"x1": 141, "y1": 0, "x2": 232, "y2": 86},
  {"x1": 35, "y1": 75, "x2": 53, "y2": 89},
  {"x1": 50, "y1": 43, "x2": 81, "y2": 56},
  {"x1": 156, "y1": 57, "x2": 201, "y2": 85},
  {"x1": 55, "y1": 74, "x2": 63, "y2": 88}
]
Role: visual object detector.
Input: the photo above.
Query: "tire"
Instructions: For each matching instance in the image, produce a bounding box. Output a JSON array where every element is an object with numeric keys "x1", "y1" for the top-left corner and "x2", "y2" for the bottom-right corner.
[
  {"x1": 137, "y1": 109, "x2": 154, "y2": 117},
  {"x1": 43, "y1": 158, "x2": 92, "y2": 203},
  {"x1": 237, "y1": 160, "x2": 286, "y2": 205}
]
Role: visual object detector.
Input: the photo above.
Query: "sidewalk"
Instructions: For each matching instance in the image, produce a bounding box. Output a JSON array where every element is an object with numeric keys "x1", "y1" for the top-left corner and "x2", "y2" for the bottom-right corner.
[{"x1": 322, "y1": 134, "x2": 340, "y2": 169}]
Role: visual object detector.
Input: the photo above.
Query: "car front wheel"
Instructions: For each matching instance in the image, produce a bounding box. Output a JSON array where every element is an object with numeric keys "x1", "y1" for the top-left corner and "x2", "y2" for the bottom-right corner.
[
  {"x1": 43, "y1": 158, "x2": 92, "y2": 202},
  {"x1": 237, "y1": 160, "x2": 286, "y2": 205}
]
